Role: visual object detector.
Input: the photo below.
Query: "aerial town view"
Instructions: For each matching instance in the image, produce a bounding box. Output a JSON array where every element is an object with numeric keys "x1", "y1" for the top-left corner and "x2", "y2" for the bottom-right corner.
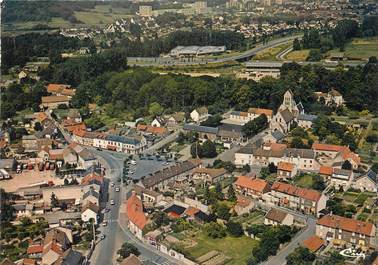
[{"x1": 1, "y1": 0, "x2": 378, "y2": 264}]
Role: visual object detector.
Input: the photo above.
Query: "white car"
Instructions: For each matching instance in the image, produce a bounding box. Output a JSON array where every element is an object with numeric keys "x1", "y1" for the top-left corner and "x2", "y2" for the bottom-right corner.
[
  {"x1": 115, "y1": 187, "x2": 120, "y2": 192},
  {"x1": 130, "y1": 160, "x2": 137, "y2": 165},
  {"x1": 110, "y1": 199, "x2": 115, "y2": 205},
  {"x1": 110, "y1": 182, "x2": 115, "y2": 187},
  {"x1": 100, "y1": 234, "x2": 105, "y2": 240},
  {"x1": 102, "y1": 221, "x2": 108, "y2": 226}
]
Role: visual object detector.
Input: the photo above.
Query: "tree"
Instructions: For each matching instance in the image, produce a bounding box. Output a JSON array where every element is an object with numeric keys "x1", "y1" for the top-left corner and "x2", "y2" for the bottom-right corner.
[
  {"x1": 371, "y1": 163, "x2": 378, "y2": 173},
  {"x1": 213, "y1": 202, "x2": 231, "y2": 221},
  {"x1": 286, "y1": 246, "x2": 316, "y2": 265},
  {"x1": 215, "y1": 182, "x2": 223, "y2": 200},
  {"x1": 291, "y1": 137, "x2": 307, "y2": 148},
  {"x1": 152, "y1": 212, "x2": 170, "y2": 228},
  {"x1": 34, "y1": 122, "x2": 43, "y2": 131},
  {"x1": 227, "y1": 185, "x2": 237, "y2": 202},
  {"x1": 242, "y1": 164, "x2": 250, "y2": 173},
  {"x1": 148, "y1": 102, "x2": 163, "y2": 117},
  {"x1": 201, "y1": 140, "x2": 217, "y2": 158},
  {"x1": 204, "y1": 222, "x2": 226, "y2": 239},
  {"x1": 242, "y1": 114, "x2": 268, "y2": 137},
  {"x1": 117, "y1": 242, "x2": 140, "y2": 259},
  {"x1": 190, "y1": 142, "x2": 202, "y2": 158},
  {"x1": 341, "y1": 160, "x2": 352, "y2": 170},
  {"x1": 260, "y1": 167, "x2": 270, "y2": 179},
  {"x1": 226, "y1": 221, "x2": 243, "y2": 237},
  {"x1": 293, "y1": 38, "x2": 301, "y2": 50},
  {"x1": 50, "y1": 193, "x2": 59, "y2": 208},
  {"x1": 307, "y1": 49, "x2": 322, "y2": 62}
]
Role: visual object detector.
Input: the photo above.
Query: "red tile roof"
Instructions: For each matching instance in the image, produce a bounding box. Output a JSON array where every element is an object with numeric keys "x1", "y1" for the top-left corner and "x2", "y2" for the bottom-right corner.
[
  {"x1": 21, "y1": 259, "x2": 36, "y2": 265},
  {"x1": 47, "y1": 84, "x2": 70, "y2": 93},
  {"x1": 41, "y1": 95, "x2": 70, "y2": 104},
  {"x1": 235, "y1": 176, "x2": 270, "y2": 193},
  {"x1": 302, "y1": 235, "x2": 324, "y2": 252},
  {"x1": 81, "y1": 172, "x2": 104, "y2": 185},
  {"x1": 312, "y1": 143, "x2": 347, "y2": 152},
  {"x1": 277, "y1": 162, "x2": 294, "y2": 172},
  {"x1": 248, "y1": 108, "x2": 273, "y2": 117},
  {"x1": 184, "y1": 206, "x2": 200, "y2": 217},
  {"x1": 271, "y1": 182, "x2": 322, "y2": 202},
  {"x1": 126, "y1": 193, "x2": 147, "y2": 230},
  {"x1": 27, "y1": 245, "x2": 43, "y2": 254},
  {"x1": 317, "y1": 214, "x2": 375, "y2": 236},
  {"x1": 319, "y1": 166, "x2": 333, "y2": 176}
]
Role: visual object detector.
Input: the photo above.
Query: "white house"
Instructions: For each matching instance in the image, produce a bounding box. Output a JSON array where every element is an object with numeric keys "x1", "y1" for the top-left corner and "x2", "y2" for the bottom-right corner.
[
  {"x1": 264, "y1": 208, "x2": 294, "y2": 226},
  {"x1": 81, "y1": 202, "x2": 99, "y2": 224},
  {"x1": 352, "y1": 170, "x2": 377, "y2": 192},
  {"x1": 190, "y1": 107, "x2": 209, "y2": 123}
]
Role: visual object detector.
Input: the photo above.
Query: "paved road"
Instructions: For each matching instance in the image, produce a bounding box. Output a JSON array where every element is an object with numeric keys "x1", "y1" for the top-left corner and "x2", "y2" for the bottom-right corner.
[
  {"x1": 89, "y1": 150, "x2": 177, "y2": 265},
  {"x1": 262, "y1": 217, "x2": 317, "y2": 265},
  {"x1": 127, "y1": 35, "x2": 301, "y2": 67}
]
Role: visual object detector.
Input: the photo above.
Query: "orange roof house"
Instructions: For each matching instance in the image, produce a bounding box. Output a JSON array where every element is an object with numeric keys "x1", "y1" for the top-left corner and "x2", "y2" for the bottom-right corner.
[
  {"x1": 234, "y1": 176, "x2": 270, "y2": 197},
  {"x1": 126, "y1": 193, "x2": 147, "y2": 230},
  {"x1": 27, "y1": 245, "x2": 43, "y2": 255},
  {"x1": 248, "y1": 108, "x2": 273, "y2": 118},
  {"x1": 277, "y1": 162, "x2": 294, "y2": 172},
  {"x1": 319, "y1": 166, "x2": 333, "y2": 176},
  {"x1": 302, "y1": 235, "x2": 324, "y2": 252},
  {"x1": 271, "y1": 182, "x2": 322, "y2": 202},
  {"x1": 81, "y1": 172, "x2": 104, "y2": 185},
  {"x1": 317, "y1": 214, "x2": 375, "y2": 237},
  {"x1": 312, "y1": 143, "x2": 347, "y2": 153}
]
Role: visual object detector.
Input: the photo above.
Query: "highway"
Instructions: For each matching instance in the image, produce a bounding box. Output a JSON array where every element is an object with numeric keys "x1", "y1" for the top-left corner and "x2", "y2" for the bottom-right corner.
[{"x1": 127, "y1": 35, "x2": 301, "y2": 67}]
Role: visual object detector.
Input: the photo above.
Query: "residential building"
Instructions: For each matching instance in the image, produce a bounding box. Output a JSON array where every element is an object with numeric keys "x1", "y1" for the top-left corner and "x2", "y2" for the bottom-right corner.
[
  {"x1": 316, "y1": 214, "x2": 376, "y2": 248},
  {"x1": 297, "y1": 114, "x2": 318, "y2": 129},
  {"x1": 120, "y1": 254, "x2": 142, "y2": 265},
  {"x1": 234, "y1": 175, "x2": 270, "y2": 199},
  {"x1": 314, "y1": 89, "x2": 344, "y2": 107},
  {"x1": 133, "y1": 185, "x2": 163, "y2": 205},
  {"x1": 262, "y1": 130, "x2": 285, "y2": 144},
  {"x1": 136, "y1": 124, "x2": 168, "y2": 136},
  {"x1": 82, "y1": 188, "x2": 100, "y2": 206},
  {"x1": 190, "y1": 107, "x2": 209, "y2": 123},
  {"x1": 81, "y1": 202, "x2": 99, "y2": 224},
  {"x1": 183, "y1": 124, "x2": 218, "y2": 141},
  {"x1": 234, "y1": 196, "x2": 255, "y2": 216},
  {"x1": 40, "y1": 96, "x2": 70, "y2": 109},
  {"x1": 352, "y1": 170, "x2": 377, "y2": 192},
  {"x1": 217, "y1": 123, "x2": 246, "y2": 143},
  {"x1": 270, "y1": 182, "x2": 327, "y2": 216},
  {"x1": 27, "y1": 245, "x2": 43, "y2": 259},
  {"x1": 42, "y1": 229, "x2": 71, "y2": 265},
  {"x1": 312, "y1": 143, "x2": 360, "y2": 169},
  {"x1": 166, "y1": 112, "x2": 186, "y2": 126},
  {"x1": 226, "y1": 107, "x2": 273, "y2": 125},
  {"x1": 330, "y1": 168, "x2": 353, "y2": 189},
  {"x1": 126, "y1": 193, "x2": 147, "y2": 240},
  {"x1": 264, "y1": 208, "x2": 294, "y2": 226},
  {"x1": 46, "y1": 84, "x2": 76, "y2": 98},
  {"x1": 302, "y1": 235, "x2": 324, "y2": 253},
  {"x1": 191, "y1": 167, "x2": 229, "y2": 183},
  {"x1": 42, "y1": 185, "x2": 85, "y2": 207},
  {"x1": 139, "y1": 159, "x2": 201, "y2": 190},
  {"x1": 151, "y1": 117, "x2": 166, "y2": 127},
  {"x1": 77, "y1": 149, "x2": 97, "y2": 169},
  {"x1": 277, "y1": 161, "x2": 297, "y2": 180}
]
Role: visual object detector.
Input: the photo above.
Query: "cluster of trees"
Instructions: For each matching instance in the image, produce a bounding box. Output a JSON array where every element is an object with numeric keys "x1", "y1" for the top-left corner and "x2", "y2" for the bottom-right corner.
[
  {"x1": 312, "y1": 115, "x2": 357, "y2": 150},
  {"x1": 1, "y1": 82, "x2": 48, "y2": 119},
  {"x1": 203, "y1": 220, "x2": 244, "y2": 239},
  {"x1": 247, "y1": 224, "x2": 298, "y2": 264},
  {"x1": 326, "y1": 197, "x2": 357, "y2": 218},
  {"x1": 113, "y1": 29, "x2": 246, "y2": 57},
  {"x1": 117, "y1": 242, "x2": 140, "y2": 259},
  {"x1": 190, "y1": 140, "x2": 217, "y2": 158},
  {"x1": 2, "y1": 33, "x2": 95, "y2": 74},
  {"x1": 242, "y1": 114, "x2": 268, "y2": 137},
  {"x1": 2, "y1": 1, "x2": 95, "y2": 24},
  {"x1": 286, "y1": 246, "x2": 316, "y2": 265},
  {"x1": 293, "y1": 17, "x2": 378, "y2": 61}
]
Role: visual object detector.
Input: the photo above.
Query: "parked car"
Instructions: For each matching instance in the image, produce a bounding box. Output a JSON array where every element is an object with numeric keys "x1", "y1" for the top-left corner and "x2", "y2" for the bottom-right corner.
[{"x1": 110, "y1": 200, "x2": 115, "y2": 205}]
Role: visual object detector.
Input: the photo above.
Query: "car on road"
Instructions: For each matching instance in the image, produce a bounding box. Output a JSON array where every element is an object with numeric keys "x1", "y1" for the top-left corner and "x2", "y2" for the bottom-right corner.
[
  {"x1": 100, "y1": 234, "x2": 105, "y2": 240},
  {"x1": 96, "y1": 148, "x2": 102, "y2": 151},
  {"x1": 129, "y1": 171, "x2": 134, "y2": 174},
  {"x1": 115, "y1": 187, "x2": 120, "y2": 192},
  {"x1": 110, "y1": 199, "x2": 115, "y2": 205},
  {"x1": 110, "y1": 182, "x2": 114, "y2": 187},
  {"x1": 102, "y1": 221, "x2": 108, "y2": 226},
  {"x1": 130, "y1": 160, "x2": 137, "y2": 165}
]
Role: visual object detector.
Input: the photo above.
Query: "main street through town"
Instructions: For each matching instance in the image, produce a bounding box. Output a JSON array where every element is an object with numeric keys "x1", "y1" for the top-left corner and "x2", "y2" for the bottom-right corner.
[{"x1": 89, "y1": 149, "x2": 178, "y2": 265}]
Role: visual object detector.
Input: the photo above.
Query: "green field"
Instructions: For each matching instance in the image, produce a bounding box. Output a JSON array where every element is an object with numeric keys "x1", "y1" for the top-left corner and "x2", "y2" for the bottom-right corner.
[
  {"x1": 285, "y1": 49, "x2": 310, "y2": 61},
  {"x1": 254, "y1": 43, "x2": 292, "y2": 61},
  {"x1": 293, "y1": 174, "x2": 315, "y2": 189},
  {"x1": 329, "y1": 37, "x2": 378, "y2": 59},
  {"x1": 183, "y1": 232, "x2": 258, "y2": 265}
]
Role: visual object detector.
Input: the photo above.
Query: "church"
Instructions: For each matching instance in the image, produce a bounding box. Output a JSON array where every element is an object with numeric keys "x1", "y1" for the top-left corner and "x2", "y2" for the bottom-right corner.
[{"x1": 270, "y1": 90, "x2": 305, "y2": 134}]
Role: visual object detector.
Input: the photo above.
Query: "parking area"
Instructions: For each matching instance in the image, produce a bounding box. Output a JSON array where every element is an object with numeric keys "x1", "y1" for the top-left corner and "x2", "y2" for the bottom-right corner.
[
  {"x1": 128, "y1": 155, "x2": 175, "y2": 180},
  {"x1": 0, "y1": 169, "x2": 64, "y2": 193}
]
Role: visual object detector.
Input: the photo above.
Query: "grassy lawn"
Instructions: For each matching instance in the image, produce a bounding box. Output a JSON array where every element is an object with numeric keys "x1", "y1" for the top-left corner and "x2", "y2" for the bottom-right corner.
[
  {"x1": 254, "y1": 43, "x2": 292, "y2": 61},
  {"x1": 354, "y1": 192, "x2": 372, "y2": 205},
  {"x1": 328, "y1": 37, "x2": 378, "y2": 59},
  {"x1": 293, "y1": 174, "x2": 314, "y2": 189},
  {"x1": 342, "y1": 192, "x2": 359, "y2": 203},
  {"x1": 285, "y1": 49, "x2": 310, "y2": 61},
  {"x1": 74, "y1": 6, "x2": 131, "y2": 26},
  {"x1": 184, "y1": 232, "x2": 258, "y2": 265},
  {"x1": 232, "y1": 210, "x2": 265, "y2": 227}
]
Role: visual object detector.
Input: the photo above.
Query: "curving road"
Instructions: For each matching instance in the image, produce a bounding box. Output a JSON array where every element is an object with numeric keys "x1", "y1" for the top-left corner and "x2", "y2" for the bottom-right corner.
[{"x1": 127, "y1": 35, "x2": 301, "y2": 67}]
